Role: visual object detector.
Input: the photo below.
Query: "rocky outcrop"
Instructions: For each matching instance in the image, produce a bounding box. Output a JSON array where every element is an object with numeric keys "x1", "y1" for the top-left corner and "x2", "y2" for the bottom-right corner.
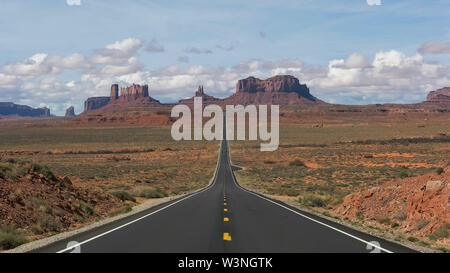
[
  {"x1": 0, "y1": 159, "x2": 121, "y2": 249},
  {"x1": 224, "y1": 75, "x2": 325, "y2": 105},
  {"x1": 119, "y1": 84, "x2": 149, "y2": 101},
  {"x1": 110, "y1": 84, "x2": 119, "y2": 100},
  {"x1": 335, "y1": 167, "x2": 449, "y2": 236},
  {"x1": 83, "y1": 76, "x2": 325, "y2": 113},
  {"x1": 423, "y1": 87, "x2": 450, "y2": 107},
  {"x1": 83, "y1": 84, "x2": 162, "y2": 113},
  {"x1": 108, "y1": 84, "x2": 160, "y2": 107},
  {"x1": 236, "y1": 75, "x2": 313, "y2": 98},
  {"x1": 178, "y1": 86, "x2": 223, "y2": 106},
  {"x1": 65, "y1": 106, "x2": 75, "y2": 117},
  {"x1": 0, "y1": 102, "x2": 50, "y2": 117},
  {"x1": 84, "y1": 97, "x2": 110, "y2": 112}
]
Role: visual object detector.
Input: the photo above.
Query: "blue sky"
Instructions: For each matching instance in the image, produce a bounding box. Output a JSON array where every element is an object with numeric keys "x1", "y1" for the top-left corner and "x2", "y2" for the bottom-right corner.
[{"x1": 0, "y1": 0, "x2": 449, "y2": 115}]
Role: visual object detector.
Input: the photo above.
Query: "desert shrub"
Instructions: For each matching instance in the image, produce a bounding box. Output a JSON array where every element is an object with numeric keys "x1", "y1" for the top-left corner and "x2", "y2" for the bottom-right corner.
[
  {"x1": 282, "y1": 188, "x2": 300, "y2": 197},
  {"x1": 391, "y1": 222, "x2": 400, "y2": 228},
  {"x1": 132, "y1": 187, "x2": 168, "y2": 199},
  {"x1": 436, "y1": 167, "x2": 444, "y2": 175},
  {"x1": 399, "y1": 171, "x2": 409, "y2": 179},
  {"x1": 429, "y1": 223, "x2": 449, "y2": 240},
  {"x1": 437, "y1": 247, "x2": 448, "y2": 253},
  {"x1": 289, "y1": 159, "x2": 306, "y2": 167},
  {"x1": 376, "y1": 217, "x2": 391, "y2": 226},
  {"x1": 30, "y1": 163, "x2": 57, "y2": 181},
  {"x1": 263, "y1": 160, "x2": 276, "y2": 164},
  {"x1": 79, "y1": 201, "x2": 94, "y2": 215},
  {"x1": 108, "y1": 205, "x2": 132, "y2": 217},
  {"x1": 356, "y1": 210, "x2": 364, "y2": 220},
  {"x1": 144, "y1": 189, "x2": 168, "y2": 199},
  {"x1": 38, "y1": 216, "x2": 62, "y2": 232},
  {"x1": 0, "y1": 163, "x2": 16, "y2": 180},
  {"x1": 407, "y1": 236, "x2": 419, "y2": 242},
  {"x1": 393, "y1": 210, "x2": 407, "y2": 221},
  {"x1": 111, "y1": 191, "x2": 136, "y2": 202},
  {"x1": 416, "y1": 219, "x2": 430, "y2": 230},
  {"x1": 298, "y1": 193, "x2": 338, "y2": 208},
  {"x1": 0, "y1": 224, "x2": 28, "y2": 250},
  {"x1": 6, "y1": 158, "x2": 17, "y2": 164},
  {"x1": 308, "y1": 196, "x2": 327, "y2": 207},
  {"x1": 31, "y1": 225, "x2": 44, "y2": 235}
]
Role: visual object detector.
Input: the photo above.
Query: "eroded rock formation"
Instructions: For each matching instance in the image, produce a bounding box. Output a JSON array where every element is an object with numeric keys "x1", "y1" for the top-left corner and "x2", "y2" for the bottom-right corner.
[
  {"x1": 178, "y1": 86, "x2": 223, "y2": 106},
  {"x1": 83, "y1": 84, "x2": 161, "y2": 113},
  {"x1": 423, "y1": 87, "x2": 450, "y2": 107},
  {"x1": 224, "y1": 75, "x2": 324, "y2": 105},
  {"x1": 84, "y1": 97, "x2": 110, "y2": 112},
  {"x1": 65, "y1": 106, "x2": 75, "y2": 117},
  {"x1": 119, "y1": 84, "x2": 149, "y2": 101}
]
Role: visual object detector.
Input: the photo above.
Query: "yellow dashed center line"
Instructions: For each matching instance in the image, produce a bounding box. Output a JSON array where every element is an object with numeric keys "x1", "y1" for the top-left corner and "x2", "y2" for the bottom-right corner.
[
  {"x1": 223, "y1": 233, "x2": 232, "y2": 241},
  {"x1": 224, "y1": 217, "x2": 229, "y2": 222}
]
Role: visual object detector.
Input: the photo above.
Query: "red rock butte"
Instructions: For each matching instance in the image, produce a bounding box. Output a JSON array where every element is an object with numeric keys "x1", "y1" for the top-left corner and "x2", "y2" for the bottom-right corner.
[
  {"x1": 82, "y1": 75, "x2": 450, "y2": 113},
  {"x1": 422, "y1": 87, "x2": 450, "y2": 107},
  {"x1": 224, "y1": 75, "x2": 325, "y2": 106},
  {"x1": 84, "y1": 83, "x2": 160, "y2": 112}
]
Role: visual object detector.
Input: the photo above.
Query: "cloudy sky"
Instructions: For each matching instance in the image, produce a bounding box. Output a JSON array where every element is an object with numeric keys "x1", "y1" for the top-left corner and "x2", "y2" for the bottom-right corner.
[{"x1": 0, "y1": 0, "x2": 449, "y2": 115}]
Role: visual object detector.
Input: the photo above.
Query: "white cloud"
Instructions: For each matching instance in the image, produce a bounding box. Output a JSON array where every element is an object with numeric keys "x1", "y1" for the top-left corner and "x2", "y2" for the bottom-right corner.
[
  {"x1": 263, "y1": 59, "x2": 303, "y2": 70},
  {"x1": 184, "y1": 46, "x2": 213, "y2": 54},
  {"x1": 2, "y1": 53, "x2": 57, "y2": 76},
  {"x1": 145, "y1": 38, "x2": 165, "y2": 53},
  {"x1": 1, "y1": 37, "x2": 450, "y2": 114},
  {"x1": 343, "y1": 53, "x2": 371, "y2": 69},
  {"x1": 367, "y1": 0, "x2": 381, "y2": 6},
  {"x1": 232, "y1": 60, "x2": 260, "y2": 73},
  {"x1": 66, "y1": 0, "x2": 81, "y2": 6},
  {"x1": 418, "y1": 42, "x2": 450, "y2": 54}
]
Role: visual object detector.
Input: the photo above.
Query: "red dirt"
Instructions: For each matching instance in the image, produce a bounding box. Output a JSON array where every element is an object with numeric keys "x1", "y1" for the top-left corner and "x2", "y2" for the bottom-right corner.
[
  {"x1": 335, "y1": 167, "x2": 449, "y2": 236},
  {"x1": 0, "y1": 166, "x2": 121, "y2": 234}
]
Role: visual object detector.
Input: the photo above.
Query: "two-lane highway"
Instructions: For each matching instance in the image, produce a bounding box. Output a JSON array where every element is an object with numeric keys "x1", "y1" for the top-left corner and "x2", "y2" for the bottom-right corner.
[{"x1": 34, "y1": 122, "x2": 415, "y2": 253}]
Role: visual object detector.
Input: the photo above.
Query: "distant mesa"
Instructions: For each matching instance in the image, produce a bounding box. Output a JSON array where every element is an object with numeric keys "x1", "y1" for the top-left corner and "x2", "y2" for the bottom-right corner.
[
  {"x1": 0, "y1": 102, "x2": 50, "y2": 117},
  {"x1": 177, "y1": 75, "x2": 324, "y2": 107},
  {"x1": 224, "y1": 75, "x2": 325, "y2": 106},
  {"x1": 65, "y1": 106, "x2": 75, "y2": 117},
  {"x1": 422, "y1": 87, "x2": 450, "y2": 107},
  {"x1": 83, "y1": 83, "x2": 161, "y2": 113},
  {"x1": 80, "y1": 75, "x2": 450, "y2": 115},
  {"x1": 84, "y1": 96, "x2": 110, "y2": 112}
]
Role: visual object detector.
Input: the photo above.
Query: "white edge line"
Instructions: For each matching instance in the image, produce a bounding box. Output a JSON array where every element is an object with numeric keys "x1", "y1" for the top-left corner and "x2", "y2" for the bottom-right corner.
[
  {"x1": 225, "y1": 140, "x2": 394, "y2": 254},
  {"x1": 57, "y1": 142, "x2": 224, "y2": 253}
]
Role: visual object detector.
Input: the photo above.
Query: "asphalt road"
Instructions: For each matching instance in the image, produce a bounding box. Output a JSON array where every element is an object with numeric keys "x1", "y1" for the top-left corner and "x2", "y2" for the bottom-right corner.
[{"x1": 34, "y1": 124, "x2": 416, "y2": 253}]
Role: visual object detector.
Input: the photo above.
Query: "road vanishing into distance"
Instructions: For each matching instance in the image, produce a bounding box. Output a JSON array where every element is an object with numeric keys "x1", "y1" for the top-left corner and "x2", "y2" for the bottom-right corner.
[{"x1": 35, "y1": 122, "x2": 415, "y2": 253}]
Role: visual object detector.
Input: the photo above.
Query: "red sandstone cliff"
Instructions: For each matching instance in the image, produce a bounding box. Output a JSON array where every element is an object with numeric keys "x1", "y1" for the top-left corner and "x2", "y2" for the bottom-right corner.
[
  {"x1": 422, "y1": 87, "x2": 450, "y2": 107},
  {"x1": 335, "y1": 167, "x2": 449, "y2": 237},
  {"x1": 224, "y1": 75, "x2": 325, "y2": 105},
  {"x1": 83, "y1": 84, "x2": 161, "y2": 113}
]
